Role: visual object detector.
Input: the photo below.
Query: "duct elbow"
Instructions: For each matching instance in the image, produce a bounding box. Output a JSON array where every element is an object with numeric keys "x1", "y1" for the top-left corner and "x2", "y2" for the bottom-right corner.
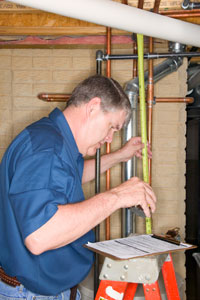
[
  {"x1": 172, "y1": 57, "x2": 183, "y2": 72},
  {"x1": 182, "y1": 0, "x2": 200, "y2": 9},
  {"x1": 182, "y1": 0, "x2": 190, "y2": 9},
  {"x1": 125, "y1": 80, "x2": 139, "y2": 95}
]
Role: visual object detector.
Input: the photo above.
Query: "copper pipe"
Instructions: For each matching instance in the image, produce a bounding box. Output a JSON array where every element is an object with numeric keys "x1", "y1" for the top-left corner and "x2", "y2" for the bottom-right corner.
[
  {"x1": 156, "y1": 97, "x2": 194, "y2": 103},
  {"x1": 167, "y1": 13, "x2": 200, "y2": 19},
  {"x1": 147, "y1": 36, "x2": 154, "y2": 185},
  {"x1": 162, "y1": 8, "x2": 200, "y2": 14},
  {"x1": 166, "y1": 12, "x2": 200, "y2": 18},
  {"x1": 147, "y1": 0, "x2": 160, "y2": 185},
  {"x1": 154, "y1": 0, "x2": 161, "y2": 14},
  {"x1": 133, "y1": 41, "x2": 137, "y2": 78},
  {"x1": 160, "y1": 8, "x2": 200, "y2": 18},
  {"x1": 106, "y1": 27, "x2": 111, "y2": 78},
  {"x1": 131, "y1": 0, "x2": 142, "y2": 80},
  {"x1": 105, "y1": 26, "x2": 111, "y2": 241},
  {"x1": 138, "y1": 0, "x2": 144, "y2": 9},
  {"x1": 38, "y1": 93, "x2": 71, "y2": 102},
  {"x1": 37, "y1": 94, "x2": 194, "y2": 104},
  {"x1": 161, "y1": 8, "x2": 200, "y2": 16}
]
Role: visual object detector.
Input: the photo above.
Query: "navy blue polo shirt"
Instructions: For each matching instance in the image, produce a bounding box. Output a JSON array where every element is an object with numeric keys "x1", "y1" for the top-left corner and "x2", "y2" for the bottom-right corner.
[{"x1": 0, "y1": 108, "x2": 94, "y2": 295}]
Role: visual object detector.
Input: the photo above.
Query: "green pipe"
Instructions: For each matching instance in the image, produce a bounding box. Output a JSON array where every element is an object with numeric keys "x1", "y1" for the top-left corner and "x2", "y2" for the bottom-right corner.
[{"x1": 137, "y1": 33, "x2": 152, "y2": 234}]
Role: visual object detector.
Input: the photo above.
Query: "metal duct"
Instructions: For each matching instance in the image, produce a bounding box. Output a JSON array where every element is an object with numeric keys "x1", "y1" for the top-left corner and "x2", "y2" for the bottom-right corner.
[
  {"x1": 125, "y1": 57, "x2": 183, "y2": 95},
  {"x1": 122, "y1": 43, "x2": 184, "y2": 236},
  {"x1": 182, "y1": 0, "x2": 200, "y2": 10},
  {"x1": 188, "y1": 66, "x2": 200, "y2": 90},
  {"x1": 7, "y1": 0, "x2": 200, "y2": 47},
  {"x1": 121, "y1": 92, "x2": 138, "y2": 237}
]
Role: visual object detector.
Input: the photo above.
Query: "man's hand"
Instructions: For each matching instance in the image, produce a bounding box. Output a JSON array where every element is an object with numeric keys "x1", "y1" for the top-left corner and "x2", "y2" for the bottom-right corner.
[
  {"x1": 25, "y1": 176, "x2": 156, "y2": 254},
  {"x1": 82, "y1": 137, "x2": 152, "y2": 184},
  {"x1": 110, "y1": 177, "x2": 156, "y2": 218},
  {"x1": 118, "y1": 136, "x2": 152, "y2": 162}
]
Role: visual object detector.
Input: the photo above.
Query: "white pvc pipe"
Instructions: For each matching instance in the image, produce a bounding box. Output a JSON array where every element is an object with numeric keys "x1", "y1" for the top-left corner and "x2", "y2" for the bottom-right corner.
[{"x1": 7, "y1": 0, "x2": 200, "y2": 47}]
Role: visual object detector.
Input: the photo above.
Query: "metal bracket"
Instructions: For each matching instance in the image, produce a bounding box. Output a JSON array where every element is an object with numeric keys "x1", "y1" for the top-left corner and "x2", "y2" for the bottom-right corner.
[{"x1": 99, "y1": 254, "x2": 168, "y2": 284}]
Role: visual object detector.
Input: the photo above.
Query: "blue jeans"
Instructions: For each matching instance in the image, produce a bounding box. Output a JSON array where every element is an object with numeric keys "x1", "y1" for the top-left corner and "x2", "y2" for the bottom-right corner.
[{"x1": 0, "y1": 280, "x2": 81, "y2": 300}]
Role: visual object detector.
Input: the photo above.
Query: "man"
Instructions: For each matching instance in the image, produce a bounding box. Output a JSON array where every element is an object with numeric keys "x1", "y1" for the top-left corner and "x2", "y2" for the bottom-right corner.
[{"x1": 0, "y1": 75, "x2": 156, "y2": 300}]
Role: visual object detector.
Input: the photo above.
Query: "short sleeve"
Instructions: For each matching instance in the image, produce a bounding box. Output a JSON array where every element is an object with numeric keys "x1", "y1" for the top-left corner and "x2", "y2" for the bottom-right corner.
[{"x1": 9, "y1": 150, "x2": 75, "y2": 240}]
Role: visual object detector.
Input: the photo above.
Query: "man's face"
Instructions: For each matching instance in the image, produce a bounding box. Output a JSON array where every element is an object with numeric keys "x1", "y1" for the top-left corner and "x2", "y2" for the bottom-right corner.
[{"x1": 85, "y1": 108, "x2": 126, "y2": 157}]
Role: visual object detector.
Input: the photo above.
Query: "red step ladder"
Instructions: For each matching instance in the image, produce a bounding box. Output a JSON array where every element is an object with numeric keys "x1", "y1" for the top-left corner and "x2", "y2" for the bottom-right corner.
[{"x1": 95, "y1": 254, "x2": 180, "y2": 300}]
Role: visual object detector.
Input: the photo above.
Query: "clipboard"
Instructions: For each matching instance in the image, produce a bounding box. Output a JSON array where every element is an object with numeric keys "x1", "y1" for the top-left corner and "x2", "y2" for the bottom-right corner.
[{"x1": 85, "y1": 234, "x2": 197, "y2": 260}]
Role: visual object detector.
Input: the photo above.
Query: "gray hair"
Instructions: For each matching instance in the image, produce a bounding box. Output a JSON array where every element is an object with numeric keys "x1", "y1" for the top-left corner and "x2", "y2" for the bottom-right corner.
[{"x1": 67, "y1": 75, "x2": 131, "y2": 125}]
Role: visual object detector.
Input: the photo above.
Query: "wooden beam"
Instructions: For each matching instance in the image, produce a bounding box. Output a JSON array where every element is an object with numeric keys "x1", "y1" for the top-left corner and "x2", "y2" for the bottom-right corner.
[
  {"x1": 0, "y1": 26, "x2": 130, "y2": 36},
  {"x1": 0, "y1": 10, "x2": 131, "y2": 35},
  {"x1": 0, "y1": 1, "x2": 39, "y2": 13},
  {"x1": 0, "y1": 26, "x2": 106, "y2": 36},
  {"x1": 0, "y1": 0, "x2": 199, "y2": 37}
]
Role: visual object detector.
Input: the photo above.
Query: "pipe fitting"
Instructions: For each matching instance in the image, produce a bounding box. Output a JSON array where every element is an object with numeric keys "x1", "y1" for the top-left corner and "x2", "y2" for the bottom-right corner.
[
  {"x1": 169, "y1": 42, "x2": 186, "y2": 53},
  {"x1": 96, "y1": 50, "x2": 104, "y2": 61},
  {"x1": 182, "y1": 0, "x2": 190, "y2": 9},
  {"x1": 125, "y1": 57, "x2": 183, "y2": 97},
  {"x1": 182, "y1": 0, "x2": 200, "y2": 9}
]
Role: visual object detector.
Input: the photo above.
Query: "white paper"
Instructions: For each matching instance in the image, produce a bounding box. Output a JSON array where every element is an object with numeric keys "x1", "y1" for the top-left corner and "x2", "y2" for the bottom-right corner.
[{"x1": 86, "y1": 235, "x2": 193, "y2": 259}]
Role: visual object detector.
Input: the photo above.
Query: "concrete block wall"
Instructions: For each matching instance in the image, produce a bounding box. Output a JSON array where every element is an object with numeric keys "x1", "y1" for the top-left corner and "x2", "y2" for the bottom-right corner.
[{"x1": 0, "y1": 46, "x2": 187, "y2": 292}]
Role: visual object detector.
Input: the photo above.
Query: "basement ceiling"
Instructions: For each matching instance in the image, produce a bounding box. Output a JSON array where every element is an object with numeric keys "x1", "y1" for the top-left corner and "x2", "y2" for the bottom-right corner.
[{"x1": 0, "y1": 0, "x2": 199, "y2": 47}]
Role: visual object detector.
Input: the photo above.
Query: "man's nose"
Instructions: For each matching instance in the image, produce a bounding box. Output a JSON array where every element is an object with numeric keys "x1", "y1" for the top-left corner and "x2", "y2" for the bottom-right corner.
[{"x1": 105, "y1": 130, "x2": 114, "y2": 143}]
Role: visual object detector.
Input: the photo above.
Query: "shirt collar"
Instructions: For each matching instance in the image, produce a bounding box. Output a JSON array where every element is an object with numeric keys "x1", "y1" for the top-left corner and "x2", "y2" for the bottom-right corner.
[{"x1": 49, "y1": 108, "x2": 83, "y2": 162}]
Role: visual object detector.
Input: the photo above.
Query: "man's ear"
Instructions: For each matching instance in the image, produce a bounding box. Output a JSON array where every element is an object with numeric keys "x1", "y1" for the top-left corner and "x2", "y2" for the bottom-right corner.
[{"x1": 86, "y1": 97, "x2": 101, "y2": 117}]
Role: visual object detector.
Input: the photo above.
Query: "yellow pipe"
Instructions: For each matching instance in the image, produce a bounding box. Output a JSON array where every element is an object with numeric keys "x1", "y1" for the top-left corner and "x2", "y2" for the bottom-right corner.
[{"x1": 137, "y1": 33, "x2": 152, "y2": 235}]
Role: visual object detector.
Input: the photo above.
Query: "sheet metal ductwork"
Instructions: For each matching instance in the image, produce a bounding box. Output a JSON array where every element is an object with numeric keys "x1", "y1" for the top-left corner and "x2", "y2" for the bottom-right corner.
[
  {"x1": 188, "y1": 66, "x2": 200, "y2": 91},
  {"x1": 122, "y1": 42, "x2": 184, "y2": 237},
  {"x1": 182, "y1": 0, "x2": 200, "y2": 10},
  {"x1": 125, "y1": 56, "x2": 183, "y2": 96}
]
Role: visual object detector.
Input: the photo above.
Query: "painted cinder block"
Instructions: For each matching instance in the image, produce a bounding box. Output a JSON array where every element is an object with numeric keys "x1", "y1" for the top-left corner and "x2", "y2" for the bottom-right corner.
[
  {"x1": 0, "y1": 82, "x2": 11, "y2": 95},
  {"x1": 12, "y1": 56, "x2": 32, "y2": 70},
  {"x1": 0, "y1": 70, "x2": 11, "y2": 83},
  {"x1": 0, "y1": 56, "x2": 11, "y2": 69},
  {"x1": 12, "y1": 83, "x2": 33, "y2": 97}
]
